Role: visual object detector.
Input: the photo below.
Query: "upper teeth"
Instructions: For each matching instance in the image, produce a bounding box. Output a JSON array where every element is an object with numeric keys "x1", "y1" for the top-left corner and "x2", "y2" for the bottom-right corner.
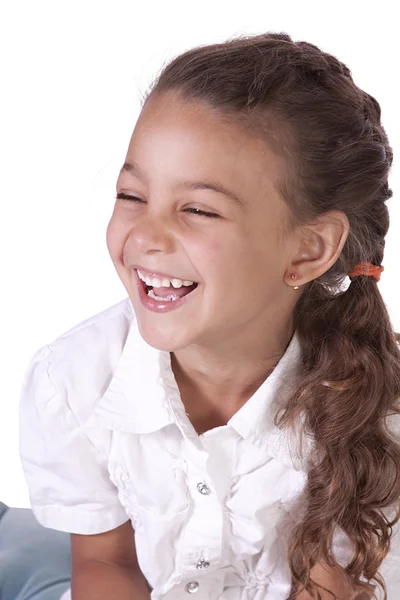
[{"x1": 137, "y1": 270, "x2": 194, "y2": 288}]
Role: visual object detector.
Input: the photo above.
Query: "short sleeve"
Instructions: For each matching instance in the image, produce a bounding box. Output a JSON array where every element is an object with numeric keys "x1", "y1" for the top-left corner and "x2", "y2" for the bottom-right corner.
[{"x1": 18, "y1": 344, "x2": 129, "y2": 535}]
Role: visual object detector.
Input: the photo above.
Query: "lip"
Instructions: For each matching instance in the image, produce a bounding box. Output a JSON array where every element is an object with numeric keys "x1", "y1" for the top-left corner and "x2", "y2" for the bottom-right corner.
[
  {"x1": 133, "y1": 265, "x2": 198, "y2": 283},
  {"x1": 133, "y1": 269, "x2": 199, "y2": 313}
]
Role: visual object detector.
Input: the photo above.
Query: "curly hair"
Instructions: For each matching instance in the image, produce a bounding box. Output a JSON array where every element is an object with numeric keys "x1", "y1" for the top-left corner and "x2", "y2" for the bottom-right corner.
[{"x1": 143, "y1": 32, "x2": 400, "y2": 599}]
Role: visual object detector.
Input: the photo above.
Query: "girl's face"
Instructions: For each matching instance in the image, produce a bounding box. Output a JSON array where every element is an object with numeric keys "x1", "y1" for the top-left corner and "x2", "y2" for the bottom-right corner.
[{"x1": 107, "y1": 91, "x2": 298, "y2": 352}]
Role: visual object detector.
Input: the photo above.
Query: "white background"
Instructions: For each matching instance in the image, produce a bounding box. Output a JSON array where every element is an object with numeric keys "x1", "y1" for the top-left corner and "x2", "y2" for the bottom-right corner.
[{"x1": 1, "y1": 0, "x2": 399, "y2": 507}]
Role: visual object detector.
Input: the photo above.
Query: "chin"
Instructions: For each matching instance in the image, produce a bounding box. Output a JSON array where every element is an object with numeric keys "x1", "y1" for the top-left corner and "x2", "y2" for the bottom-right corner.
[
  {"x1": 134, "y1": 316, "x2": 194, "y2": 353},
  {"x1": 126, "y1": 287, "x2": 204, "y2": 352}
]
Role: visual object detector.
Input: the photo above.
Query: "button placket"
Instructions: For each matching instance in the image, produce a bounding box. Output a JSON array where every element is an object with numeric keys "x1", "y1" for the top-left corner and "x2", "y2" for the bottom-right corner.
[{"x1": 178, "y1": 448, "x2": 222, "y2": 575}]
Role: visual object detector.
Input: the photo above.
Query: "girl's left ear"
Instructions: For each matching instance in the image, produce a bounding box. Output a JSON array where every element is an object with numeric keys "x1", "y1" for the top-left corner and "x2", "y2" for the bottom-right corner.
[{"x1": 289, "y1": 210, "x2": 350, "y2": 285}]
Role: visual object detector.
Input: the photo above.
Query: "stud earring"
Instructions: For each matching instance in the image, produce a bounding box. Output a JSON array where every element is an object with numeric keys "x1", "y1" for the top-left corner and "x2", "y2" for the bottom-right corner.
[{"x1": 291, "y1": 273, "x2": 299, "y2": 290}]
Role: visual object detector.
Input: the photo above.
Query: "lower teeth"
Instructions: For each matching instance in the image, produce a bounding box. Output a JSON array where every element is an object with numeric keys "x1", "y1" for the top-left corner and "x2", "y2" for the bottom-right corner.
[{"x1": 147, "y1": 288, "x2": 180, "y2": 302}]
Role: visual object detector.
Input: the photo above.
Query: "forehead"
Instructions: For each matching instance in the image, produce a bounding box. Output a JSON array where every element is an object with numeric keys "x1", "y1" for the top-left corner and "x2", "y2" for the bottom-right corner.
[{"x1": 125, "y1": 91, "x2": 283, "y2": 193}]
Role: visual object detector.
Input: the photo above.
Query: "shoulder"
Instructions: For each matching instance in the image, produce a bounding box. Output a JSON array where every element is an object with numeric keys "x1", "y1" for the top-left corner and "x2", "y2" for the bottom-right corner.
[{"x1": 23, "y1": 297, "x2": 136, "y2": 425}]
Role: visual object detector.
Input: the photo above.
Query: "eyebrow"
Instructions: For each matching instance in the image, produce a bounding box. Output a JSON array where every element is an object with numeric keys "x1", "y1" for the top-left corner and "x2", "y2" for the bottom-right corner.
[{"x1": 120, "y1": 161, "x2": 246, "y2": 207}]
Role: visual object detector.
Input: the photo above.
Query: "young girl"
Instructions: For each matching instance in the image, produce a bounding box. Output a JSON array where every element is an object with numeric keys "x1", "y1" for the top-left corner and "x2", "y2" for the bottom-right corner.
[{"x1": 19, "y1": 31, "x2": 400, "y2": 600}]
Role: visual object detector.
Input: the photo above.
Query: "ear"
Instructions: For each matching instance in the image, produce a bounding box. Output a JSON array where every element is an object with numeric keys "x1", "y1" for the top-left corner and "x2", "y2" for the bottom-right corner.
[{"x1": 285, "y1": 210, "x2": 350, "y2": 286}]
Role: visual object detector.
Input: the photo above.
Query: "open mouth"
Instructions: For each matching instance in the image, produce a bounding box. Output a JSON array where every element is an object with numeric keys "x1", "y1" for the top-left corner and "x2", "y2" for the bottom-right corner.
[
  {"x1": 145, "y1": 282, "x2": 198, "y2": 302},
  {"x1": 146, "y1": 283, "x2": 198, "y2": 301},
  {"x1": 136, "y1": 269, "x2": 199, "y2": 303}
]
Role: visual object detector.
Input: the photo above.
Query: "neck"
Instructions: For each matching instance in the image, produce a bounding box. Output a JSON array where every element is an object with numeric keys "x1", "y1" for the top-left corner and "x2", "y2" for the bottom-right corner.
[{"x1": 170, "y1": 319, "x2": 295, "y2": 417}]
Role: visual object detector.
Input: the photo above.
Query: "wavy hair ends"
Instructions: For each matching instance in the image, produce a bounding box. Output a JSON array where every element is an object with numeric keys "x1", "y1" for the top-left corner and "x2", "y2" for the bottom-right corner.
[{"x1": 145, "y1": 32, "x2": 400, "y2": 599}]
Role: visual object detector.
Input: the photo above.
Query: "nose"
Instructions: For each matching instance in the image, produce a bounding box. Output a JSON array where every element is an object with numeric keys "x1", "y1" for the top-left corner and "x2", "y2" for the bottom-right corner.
[{"x1": 130, "y1": 212, "x2": 176, "y2": 255}]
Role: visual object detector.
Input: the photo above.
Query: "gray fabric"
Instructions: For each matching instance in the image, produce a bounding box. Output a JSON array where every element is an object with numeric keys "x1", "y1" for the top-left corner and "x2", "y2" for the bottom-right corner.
[{"x1": 0, "y1": 502, "x2": 71, "y2": 600}]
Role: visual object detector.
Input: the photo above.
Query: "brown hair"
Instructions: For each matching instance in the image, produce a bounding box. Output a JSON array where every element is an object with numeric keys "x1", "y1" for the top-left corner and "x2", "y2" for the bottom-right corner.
[{"x1": 144, "y1": 32, "x2": 400, "y2": 599}]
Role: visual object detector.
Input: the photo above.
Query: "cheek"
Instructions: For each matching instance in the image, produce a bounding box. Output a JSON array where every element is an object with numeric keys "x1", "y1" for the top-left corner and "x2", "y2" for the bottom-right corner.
[
  {"x1": 190, "y1": 234, "x2": 248, "y2": 283},
  {"x1": 106, "y1": 216, "x2": 125, "y2": 260},
  {"x1": 207, "y1": 231, "x2": 267, "y2": 272}
]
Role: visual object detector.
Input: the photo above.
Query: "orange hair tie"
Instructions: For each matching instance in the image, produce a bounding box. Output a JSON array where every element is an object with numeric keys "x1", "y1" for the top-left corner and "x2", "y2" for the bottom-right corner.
[{"x1": 348, "y1": 262, "x2": 384, "y2": 282}]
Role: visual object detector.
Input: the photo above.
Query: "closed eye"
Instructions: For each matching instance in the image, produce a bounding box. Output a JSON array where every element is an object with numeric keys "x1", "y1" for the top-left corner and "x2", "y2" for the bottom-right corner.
[
  {"x1": 116, "y1": 193, "x2": 219, "y2": 218},
  {"x1": 116, "y1": 192, "x2": 144, "y2": 203},
  {"x1": 184, "y1": 207, "x2": 219, "y2": 218}
]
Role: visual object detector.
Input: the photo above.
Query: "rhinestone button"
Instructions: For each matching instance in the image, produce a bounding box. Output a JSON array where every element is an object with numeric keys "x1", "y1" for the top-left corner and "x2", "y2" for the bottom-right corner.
[
  {"x1": 196, "y1": 558, "x2": 210, "y2": 570},
  {"x1": 185, "y1": 581, "x2": 199, "y2": 593},
  {"x1": 196, "y1": 482, "x2": 211, "y2": 495}
]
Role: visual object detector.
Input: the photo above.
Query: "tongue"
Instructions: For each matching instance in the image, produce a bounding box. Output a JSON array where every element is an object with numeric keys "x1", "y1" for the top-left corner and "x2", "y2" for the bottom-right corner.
[{"x1": 152, "y1": 284, "x2": 195, "y2": 298}]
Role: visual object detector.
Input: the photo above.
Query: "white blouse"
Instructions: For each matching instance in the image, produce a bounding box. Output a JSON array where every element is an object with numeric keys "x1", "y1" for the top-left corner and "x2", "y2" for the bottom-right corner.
[{"x1": 18, "y1": 297, "x2": 400, "y2": 600}]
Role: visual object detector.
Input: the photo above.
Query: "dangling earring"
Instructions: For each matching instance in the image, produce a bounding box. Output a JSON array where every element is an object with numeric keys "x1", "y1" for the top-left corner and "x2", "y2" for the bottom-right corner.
[{"x1": 291, "y1": 273, "x2": 299, "y2": 290}]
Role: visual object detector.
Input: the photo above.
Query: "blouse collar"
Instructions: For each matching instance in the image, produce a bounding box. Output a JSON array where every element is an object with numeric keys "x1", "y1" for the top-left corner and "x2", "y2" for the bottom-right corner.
[{"x1": 84, "y1": 301, "x2": 312, "y2": 469}]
